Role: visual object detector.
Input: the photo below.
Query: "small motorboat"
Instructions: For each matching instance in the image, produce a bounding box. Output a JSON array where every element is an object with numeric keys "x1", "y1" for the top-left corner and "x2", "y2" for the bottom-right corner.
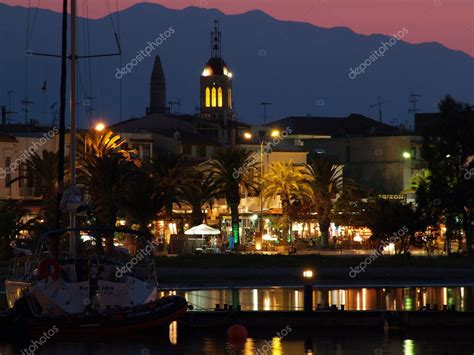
[{"x1": 11, "y1": 294, "x2": 187, "y2": 338}]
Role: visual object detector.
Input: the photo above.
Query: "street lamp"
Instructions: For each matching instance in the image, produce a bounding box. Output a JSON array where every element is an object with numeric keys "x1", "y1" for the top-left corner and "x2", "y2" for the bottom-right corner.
[
  {"x1": 270, "y1": 129, "x2": 280, "y2": 138},
  {"x1": 243, "y1": 131, "x2": 253, "y2": 140},
  {"x1": 402, "y1": 151, "x2": 412, "y2": 159},
  {"x1": 303, "y1": 268, "x2": 315, "y2": 312},
  {"x1": 94, "y1": 122, "x2": 106, "y2": 132}
]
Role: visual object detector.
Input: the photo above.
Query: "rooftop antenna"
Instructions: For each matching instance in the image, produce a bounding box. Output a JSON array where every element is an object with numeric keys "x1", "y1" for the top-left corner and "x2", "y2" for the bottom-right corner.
[
  {"x1": 84, "y1": 95, "x2": 95, "y2": 119},
  {"x1": 369, "y1": 96, "x2": 390, "y2": 123},
  {"x1": 21, "y1": 96, "x2": 34, "y2": 124},
  {"x1": 6, "y1": 90, "x2": 17, "y2": 124},
  {"x1": 211, "y1": 20, "x2": 222, "y2": 58},
  {"x1": 41, "y1": 80, "x2": 48, "y2": 123},
  {"x1": 50, "y1": 102, "x2": 58, "y2": 127},
  {"x1": 409, "y1": 92, "x2": 422, "y2": 120},
  {"x1": 260, "y1": 102, "x2": 272, "y2": 124},
  {"x1": 168, "y1": 99, "x2": 181, "y2": 114}
]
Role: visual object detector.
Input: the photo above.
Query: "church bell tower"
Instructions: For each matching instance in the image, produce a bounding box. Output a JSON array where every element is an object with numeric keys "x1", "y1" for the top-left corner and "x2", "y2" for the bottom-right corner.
[{"x1": 200, "y1": 20, "x2": 234, "y2": 124}]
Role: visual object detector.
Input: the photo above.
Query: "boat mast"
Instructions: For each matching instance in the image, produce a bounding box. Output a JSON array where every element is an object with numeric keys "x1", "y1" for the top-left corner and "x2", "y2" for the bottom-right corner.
[
  {"x1": 55, "y1": 0, "x2": 68, "y2": 259},
  {"x1": 69, "y1": 0, "x2": 77, "y2": 258}
]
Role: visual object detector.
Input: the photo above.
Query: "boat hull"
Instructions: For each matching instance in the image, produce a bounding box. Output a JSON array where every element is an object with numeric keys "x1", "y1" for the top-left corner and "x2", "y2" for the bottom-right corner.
[
  {"x1": 24, "y1": 295, "x2": 187, "y2": 338},
  {"x1": 6, "y1": 278, "x2": 157, "y2": 315}
]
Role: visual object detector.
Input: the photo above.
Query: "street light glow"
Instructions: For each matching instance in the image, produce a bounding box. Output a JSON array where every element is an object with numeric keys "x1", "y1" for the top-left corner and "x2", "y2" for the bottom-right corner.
[
  {"x1": 303, "y1": 269, "x2": 314, "y2": 279},
  {"x1": 95, "y1": 122, "x2": 106, "y2": 132},
  {"x1": 402, "y1": 151, "x2": 411, "y2": 159},
  {"x1": 271, "y1": 130, "x2": 280, "y2": 138},
  {"x1": 243, "y1": 132, "x2": 253, "y2": 140}
]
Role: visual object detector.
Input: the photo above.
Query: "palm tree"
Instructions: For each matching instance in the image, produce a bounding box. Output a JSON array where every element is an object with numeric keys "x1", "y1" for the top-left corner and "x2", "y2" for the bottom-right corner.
[
  {"x1": 262, "y1": 161, "x2": 312, "y2": 243},
  {"x1": 305, "y1": 155, "x2": 344, "y2": 248},
  {"x1": 206, "y1": 148, "x2": 259, "y2": 247},
  {"x1": 8, "y1": 150, "x2": 60, "y2": 228},
  {"x1": 78, "y1": 129, "x2": 133, "y2": 160},
  {"x1": 122, "y1": 168, "x2": 163, "y2": 238},
  {"x1": 0, "y1": 200, "x2": 28, "y2": 259},
  {"x1": 78, "y1": 129, "x2": 138, "y2": 254},
  {"x1": 149, "y1": 152, "x2": 187, "y2": 241},
  {"x1": 181, "y1": 169, "x2": 216, "y2": 226},
  {"x1": 78, "y1": 153, "x2": 136, "y2": 253}
]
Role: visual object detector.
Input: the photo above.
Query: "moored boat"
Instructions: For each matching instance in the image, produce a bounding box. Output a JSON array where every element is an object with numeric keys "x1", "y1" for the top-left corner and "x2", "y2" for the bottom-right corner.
[
  {"x1": 20, "y1": 295, "x2": 188, "y2": 338},
  {"x1": 6, "y1": 227, "x2": 158, "y2": 316}
]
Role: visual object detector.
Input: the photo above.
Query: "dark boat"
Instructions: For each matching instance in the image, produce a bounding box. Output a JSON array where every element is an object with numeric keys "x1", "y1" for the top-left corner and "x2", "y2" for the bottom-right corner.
[{"x1": 14, "y1": 295, "x2": 187, "y2": 338}]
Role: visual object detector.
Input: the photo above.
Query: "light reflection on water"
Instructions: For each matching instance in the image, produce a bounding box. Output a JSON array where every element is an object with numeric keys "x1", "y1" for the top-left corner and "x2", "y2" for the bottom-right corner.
[
  {"x1": 1, "y1": 312, "x2": 473, "y2": 354},
  {"x1": 1, "y1": 287, "x2": 472, "y2": 354},
  {"x1": 158, "y1": 286, "x2": 473, "y2": 312},
  {"x1": 2, "y1": 329, "x2": 473, "y2": 355}
]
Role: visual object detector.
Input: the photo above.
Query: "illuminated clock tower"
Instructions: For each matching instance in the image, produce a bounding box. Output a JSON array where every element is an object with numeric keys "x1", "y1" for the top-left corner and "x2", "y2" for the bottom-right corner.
[{"x1": 200, "y1": 20, "x2": 234, "y2": 125}]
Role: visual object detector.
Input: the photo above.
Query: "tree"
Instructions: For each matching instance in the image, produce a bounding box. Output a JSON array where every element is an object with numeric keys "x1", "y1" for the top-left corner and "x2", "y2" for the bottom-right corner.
[
  {"x1": 332, "y1": 184, "x2": 371, "y2": 229},
  {"x1": 121, "y1": 168, "x2": 163, "y2": 237},
  {"x1": 262, "y1": 161, "x2": 312, "y2": 243},
  {"x1": 305, "y1": 155, "x2": 344, "y2": 248},
  {"x1": 365, "y1": 199, "x2": 418, "y2": 254},
  {"x1": 78, "y1": 129, "x2": 138, "y2": 254},
  {"x1": 78, "y1": 129, "x2": 134, "y2": 160},
  {"x1": 206, "y1": 148, "x2": 258, "y2": 248},
  {"x1": 0, "y1": 201, "x2": 28, "y2": 259},
  {"x1": 8, "y1": 150, "x2": 60, "y2": 229},
  {"x1": 416, "y1": 96, "x2": 474, "y2": 255},
  {"x1": 149, "y1": 152, "x2": 187, "y2": 241},
  {"x1": 181, "y1": 169, "x2": 216, "y2": 227}
]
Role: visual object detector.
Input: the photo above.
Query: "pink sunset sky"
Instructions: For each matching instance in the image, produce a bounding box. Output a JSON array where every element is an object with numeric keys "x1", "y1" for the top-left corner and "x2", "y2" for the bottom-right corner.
[{"x1": 2, "y1": 0, "x2": 473, "y2": 56}]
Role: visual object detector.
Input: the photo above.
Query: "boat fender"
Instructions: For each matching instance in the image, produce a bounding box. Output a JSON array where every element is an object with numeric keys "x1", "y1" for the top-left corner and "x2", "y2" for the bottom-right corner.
[{"x1": 38, "y1": 259, "x2": 62, "y2": 281}]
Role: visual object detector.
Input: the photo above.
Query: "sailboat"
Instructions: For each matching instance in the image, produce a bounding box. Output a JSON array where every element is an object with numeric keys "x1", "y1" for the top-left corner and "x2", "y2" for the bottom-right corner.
[
  {"x1": 4, "y1": 0, "x2": 187, "y2": 325},
  {"x1": 6, "y1": 227, "x2": 160, "y2": 315}
]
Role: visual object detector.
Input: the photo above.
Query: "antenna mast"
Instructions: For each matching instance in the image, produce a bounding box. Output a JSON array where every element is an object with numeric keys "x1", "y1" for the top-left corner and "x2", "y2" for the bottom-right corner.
[
  {"x1": 260, "y1": 102, "x2": 272, "y2": 124},
  {"x1": 168, "y1": 99, "x2": 181, "y2": 114},
  {"x1": 409, "y1": 92, "x2": 422, "y2": 121},
  {"x1": 369, "y1": 96, "x2": 390, "y2": 123}
]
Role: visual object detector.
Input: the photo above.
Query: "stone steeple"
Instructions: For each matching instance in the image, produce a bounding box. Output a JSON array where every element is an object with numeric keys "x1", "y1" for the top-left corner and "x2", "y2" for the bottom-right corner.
[{"x1": 149, "y1": 55, "x2": 167, "y2": 114}]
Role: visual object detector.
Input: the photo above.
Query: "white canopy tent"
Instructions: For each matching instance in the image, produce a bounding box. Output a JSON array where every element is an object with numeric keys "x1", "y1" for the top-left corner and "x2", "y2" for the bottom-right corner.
[
  {"x1": 184, "y1": 224, "x2": 221, "y2": 236},
  {"x1": 184, "y1": 224, "x2": 221, "y2": 253}
]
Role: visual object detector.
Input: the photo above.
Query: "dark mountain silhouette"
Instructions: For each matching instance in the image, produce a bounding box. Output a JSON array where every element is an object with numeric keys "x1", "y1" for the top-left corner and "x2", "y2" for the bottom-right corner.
[{"x1": 0, "y1": 2, "x2": 472, "y2": 127}]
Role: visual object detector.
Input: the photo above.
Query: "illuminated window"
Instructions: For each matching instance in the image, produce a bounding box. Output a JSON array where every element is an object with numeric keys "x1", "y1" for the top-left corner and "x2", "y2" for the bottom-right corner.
[
  {"x1": 205, "y1": 87, "x2": 210, "y2": 107},
  {"x1": 228, "y1": 89, "x2": 232, "y2": 109},
  {"x1": 218, "y1": 87, "x2": 223, "y2": 107},
  {"x1": 211, "y1": 87, "x2": 217, "y2": 107}
]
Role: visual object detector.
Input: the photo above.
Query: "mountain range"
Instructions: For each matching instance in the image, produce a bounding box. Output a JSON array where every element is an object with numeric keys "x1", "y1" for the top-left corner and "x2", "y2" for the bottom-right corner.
[{"x1": 0, "y1": 2, "x2": 473, "y2": 127}]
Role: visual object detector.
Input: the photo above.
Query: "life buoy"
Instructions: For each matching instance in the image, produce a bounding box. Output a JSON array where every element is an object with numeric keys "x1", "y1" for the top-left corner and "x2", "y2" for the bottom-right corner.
[{"x1": 38, "y1": 259, "x2": 62, "y2": 281}]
